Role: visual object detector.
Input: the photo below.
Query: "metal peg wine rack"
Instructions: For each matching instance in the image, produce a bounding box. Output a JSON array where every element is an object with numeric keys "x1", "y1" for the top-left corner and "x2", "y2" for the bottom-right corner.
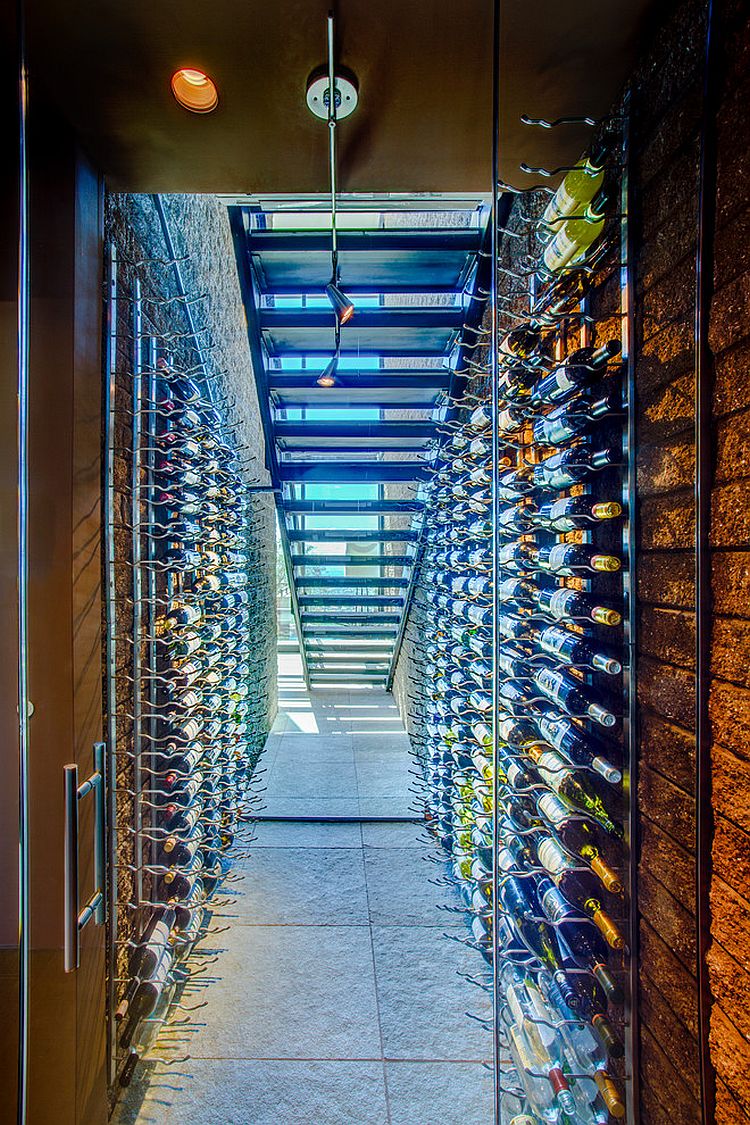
[
  {"x1": 102, "y1": 196, "x2": 276, "y2": 1091},
  {"x1": 396, "y1": 106, "x2": 636, "y2": 1125}
]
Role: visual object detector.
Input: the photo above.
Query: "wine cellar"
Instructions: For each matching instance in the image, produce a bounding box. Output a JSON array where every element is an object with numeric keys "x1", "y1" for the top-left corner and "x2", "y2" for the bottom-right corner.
[{"x1": 3, "y1": 0, "x2": 750, "y2": 1123}]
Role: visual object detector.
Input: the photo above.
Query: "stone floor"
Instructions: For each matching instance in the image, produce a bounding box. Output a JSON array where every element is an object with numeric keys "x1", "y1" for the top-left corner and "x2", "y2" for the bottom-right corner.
[{"x1": 113, "y1": 656, "x2": 493, "y2": 1124}]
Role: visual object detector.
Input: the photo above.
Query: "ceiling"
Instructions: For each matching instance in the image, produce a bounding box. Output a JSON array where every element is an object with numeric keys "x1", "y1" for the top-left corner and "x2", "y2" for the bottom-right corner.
[{"x1": 27, "y1": 0, "x2": 654, "y2": 193}]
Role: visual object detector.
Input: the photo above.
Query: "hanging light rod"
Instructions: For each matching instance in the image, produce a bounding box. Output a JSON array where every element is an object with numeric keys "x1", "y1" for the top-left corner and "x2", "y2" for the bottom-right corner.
[
  {"x1": 316, "y1": 321, "x2": 341, "y2": 387},
  {"x1": 306, "y1": 13, "x2": 359, "y2": 328}
]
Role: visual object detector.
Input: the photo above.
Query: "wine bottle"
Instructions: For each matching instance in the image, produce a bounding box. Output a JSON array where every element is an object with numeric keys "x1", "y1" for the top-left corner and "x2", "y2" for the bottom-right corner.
[
  {"x1": 533, "y1": 665, "x2": 617, "y2": 727},
  {"x1": 535, "y1": 586, "x2": 622, "y2": 628},
  {"x1": 533, "y1": 495, "x2": 622, "y2": 533},
  {"x1": 533, "y1": 446, "x2": 617, "y2": 490},
  {"x1": 536, "y1": 542, "x2": 621, "y2": 576},
  {"x1": 541, "y1": 152, "x2": 606, "y2": 229},
  {"x1": 530, "y1": 341, "x2": 620, "y2": 407},
  {"x1": 533, "y1": 704, "x2": 621, "y2": 778},
  {"x1": 536, "y1": 623, "x2": 622, "y2": 675},
  {"x1": 533, "y1": 394, "x2": 614, "y2": 447},
  {"x1": 543, "y1": 203, "x2": 607, "y2": 273}
]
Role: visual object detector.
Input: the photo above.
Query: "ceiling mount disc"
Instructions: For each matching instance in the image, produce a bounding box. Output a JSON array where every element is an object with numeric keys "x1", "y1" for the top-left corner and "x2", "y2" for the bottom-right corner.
[{"x1": 306, "y1": 70, "x2": 359, "y2": 120}]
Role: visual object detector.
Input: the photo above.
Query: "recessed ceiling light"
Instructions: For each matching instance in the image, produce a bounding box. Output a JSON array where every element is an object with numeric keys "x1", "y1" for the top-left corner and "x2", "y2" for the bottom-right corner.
[{"x1": 171, "y1": 68, "x2": 219, "y2": 114}]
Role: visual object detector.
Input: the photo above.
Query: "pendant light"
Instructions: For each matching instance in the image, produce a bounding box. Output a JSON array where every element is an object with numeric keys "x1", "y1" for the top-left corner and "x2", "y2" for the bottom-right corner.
[{"x1": 307, "y1": 14, "x2": 359, "y2": 330}]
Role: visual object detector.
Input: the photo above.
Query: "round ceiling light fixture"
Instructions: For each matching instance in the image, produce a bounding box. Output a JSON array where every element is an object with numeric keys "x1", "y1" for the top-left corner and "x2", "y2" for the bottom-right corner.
[
  {"x1": 171, "y1": 68, "x2": 219, "y2": 114},
  {"x1": 305, "y1": 66, "x2": 358, "y2": 121}
]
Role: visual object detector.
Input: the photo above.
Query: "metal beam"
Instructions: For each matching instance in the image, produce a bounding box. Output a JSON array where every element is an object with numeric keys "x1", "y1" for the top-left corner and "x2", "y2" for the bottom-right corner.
[
  {"x1": 246, "y1": 229, "x2": 481, "y2": 254},
  {"x1": 260, "y1": 308, "x2": 465, "y2": 333},
  {"x1": 295, "y1": 577, "x2": 409, "y2": 588},
  {"x1": 228, "y1": 207, "x2": 310, "y2": 688},
  {"x1": 301, "y1": 613, "x2": 402, "y2": 624},
  {"x1": 276, "y1": 422, "x2": 435, "y2": 440},
  {"x1": 288, "y1": 529, "x2": 418, "y2": 542},
  {"x1": 290, "y1": 555, "x2": 414, "y2": 566},
  {"x1": 283, "y1": 500, "x2": 423, "y2": 514},
  {"x1": 259, "y1": 282, "x2": 463, "y2": 296},
  {"x1": 268, "y1": 372, "x2": 450, "y2": 389},
  {"x1": 303, "y1": 628, "x2": 399, "y2": 638},
  {"x1": 280, "y1": 462, "x2": 430, "y2": 482},
  {"x1": 299, "y1": 596, "x2": 405, "y2": 607}
]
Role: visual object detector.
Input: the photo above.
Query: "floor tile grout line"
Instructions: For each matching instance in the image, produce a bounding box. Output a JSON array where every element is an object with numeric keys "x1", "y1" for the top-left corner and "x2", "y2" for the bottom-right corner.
[
  {"x1": 361, "y1": 819, "x2": 393, "y2": 1125},
  {"x1": 184, "y1": 1055, "x2": 494, "y2": 1064}
]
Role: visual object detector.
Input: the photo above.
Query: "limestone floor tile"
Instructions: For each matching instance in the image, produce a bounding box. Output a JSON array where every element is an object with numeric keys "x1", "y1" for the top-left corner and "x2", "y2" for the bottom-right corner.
[
  {"x1": 114, "y1": 1057, "x2": 390, "y2": 1125},
  {"x1": 251, "y1": 820, "x2": 362, "y2": 849},
  {"x1": 255, "y1": 797, "x2": 361, "y2": 819},
  {"x1": 363, "y1": 848, "x2": 449, "y2": 925},
  {"x1": 233, "y1": 846, "x2": 368, "y2": 925},
  {"x1": 362, "y1": 822, "x2": 428, "y2": 849},
  {"x1": 274, "y1": 734, "x2": 355, "y2": 761},
  {"x1": 188, "y1": 925, "x2": 382, "y2": 1060},
  {"x1": 385, "y1": 1060, "x2": 495, "y2": 1125},
  {"x1": 352, "y1": 733, "x2": 413, "y2": 753},
  {"x1": 265, "y1": 759, "x2": 358, "y2": 799},
  {"x1": 355, "y1": 761, "x2": 414, "y2": 798},
  {"x1": 358, "y1": 797, "x2": 418, "y2": 820},
  {"x1": 371, "y1": 926, "x2": 493, "y2": 1062}
]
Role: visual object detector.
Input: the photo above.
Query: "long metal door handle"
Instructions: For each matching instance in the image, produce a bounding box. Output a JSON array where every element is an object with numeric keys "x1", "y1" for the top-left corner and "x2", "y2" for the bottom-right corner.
[{"x1": 64, "y1": 742, "x2": 107, "y2": 973}]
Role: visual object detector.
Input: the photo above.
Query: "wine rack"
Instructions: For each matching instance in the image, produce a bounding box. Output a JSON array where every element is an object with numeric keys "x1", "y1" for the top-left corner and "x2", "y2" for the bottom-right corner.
[
  {"x1": 400, "y1": 115, "x2": 635, "y2": 1124},
  {"x1": 103, "y1": 202, "x2": 275, "y2": 1089}
]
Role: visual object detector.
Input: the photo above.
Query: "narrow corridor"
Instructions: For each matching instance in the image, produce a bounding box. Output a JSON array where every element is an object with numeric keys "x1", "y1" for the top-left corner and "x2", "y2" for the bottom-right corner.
[{"x1": 113, "y1": 658, "x2": 493, "y2": 1124}]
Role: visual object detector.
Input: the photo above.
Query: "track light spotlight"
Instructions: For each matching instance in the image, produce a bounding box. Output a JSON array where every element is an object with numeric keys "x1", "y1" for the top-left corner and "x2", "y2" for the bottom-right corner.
[
  {"x1": 325, "y1": 281, "x2": 355, "y2": 325},
  {"x1": 316, "y1": 353, "x2": 339, "y2": 388}
]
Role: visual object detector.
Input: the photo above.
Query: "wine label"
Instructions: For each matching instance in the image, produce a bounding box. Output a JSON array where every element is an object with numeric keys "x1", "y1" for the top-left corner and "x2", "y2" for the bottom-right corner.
[
  {"x1": 547, "y1": 587, "x2": 575, "y2": 618},
  {"x1": 538, "y1": 838, "x2": 576, "y2": 879},
  {"x1": 537, "y1": 790, "x2": 568, "y2": 826},
  {"x1": 535, "y1": 666, "x2": 566, "y2": 697},
  {"x1": 546, "y1": 543, "x2": 575, "y2": 570}
]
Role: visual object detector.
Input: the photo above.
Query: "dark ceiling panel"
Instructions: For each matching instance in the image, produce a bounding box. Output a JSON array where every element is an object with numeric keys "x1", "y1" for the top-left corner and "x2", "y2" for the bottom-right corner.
[{"x1": 27, "y1": 0, "x2": 655, "y2": 192}]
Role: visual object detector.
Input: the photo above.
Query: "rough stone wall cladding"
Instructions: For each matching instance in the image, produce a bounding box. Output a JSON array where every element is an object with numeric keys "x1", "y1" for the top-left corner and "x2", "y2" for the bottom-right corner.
[
  {"x1": 628, "y1": 4, "x2": 703, "y2": 1121},
  {"x1": 631, "y1": 1, "x2": 750, "y2": 1120},
  {"x1": 106, "y1": 192, "x2": 278, "y2": 722},
  {"x1": 707, "y1": 1, "x2": 750, "y2": 1118}
]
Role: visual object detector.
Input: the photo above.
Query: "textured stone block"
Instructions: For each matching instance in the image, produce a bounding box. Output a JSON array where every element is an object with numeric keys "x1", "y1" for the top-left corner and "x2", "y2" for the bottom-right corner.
[
  {"x1": 640, "y1": 707, "x2": 696, "y2": 793},
  {"x1": 638, "y1": 655, "x2": 697, "y2": 728},
  {"x1": 638, "y1": 869, "x2": 697, "y2": 969},
  {"x1": 711, "y1": 876, "x2": 750, "y2": 965},
  {"x1": 716, "y1": 410, "x2": 750, "y2": 483},
  {"x1": 709, "y1": 679, "x2": 750, "y2": 762},
  {"x1": 639, "y1": 490, "x2": 695, "y2": 550},
  {"x1": 638, "y1": 551, "x2": 694, "y2": 609},
  {"x1": 707, "y1": 941, "x2": 750, "y2": 1046},
  {"x1": 711, "y1": 552, "x2": 750, "y2": 616},
  {"x1": 640, "y1": 267, "x2": 695, "y2": 349},
  {"x1": 711, "y1": 481, "x2": 750, "y2": 547},
  {"x1": 709, "y1": 271, "x2": 750, "y2": 355},
  {"x1": 640, "y1": 818, "x2": 695, "y2": 902},
  {"x1": 639, "y1": 605, "x2": 696, "y2": 668},
  {"x1": 640, "y1": 976, "x2": 701, "y2": 1101},
  {"x1": 710, "y1": 1002, "x2": 750, "y2": 1116},
  {"x1": 713, "y1": 814, "x2": 750, "y2": 898},
  {"x1": 639, "y1": 765, "x2": 696, "y2": 846},
  {"x1": 712, "y1": 743, "x2": 750, "y2": 833},
  {"x1": 639, "y1": 1025, "x2": 702, "y2": 1125},
  {"x1": 715, "y1": 1074, "x2": 750, "y2": 1125},
  {"x1": 640, "y1": 919, "x2": 699, "y2": 1037},
  {"x1": 713, "y1": 339, "x2": 750, "y2": 417},
  {"x1": 638, "y1": 369, "x2": 695, "y2": 444},
  {"x1": 637, "y1": 437, "x2": 695, "y2": 496},
  {"x1": 636, "y1": 317, "x2": 694, "y2": 398}
]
